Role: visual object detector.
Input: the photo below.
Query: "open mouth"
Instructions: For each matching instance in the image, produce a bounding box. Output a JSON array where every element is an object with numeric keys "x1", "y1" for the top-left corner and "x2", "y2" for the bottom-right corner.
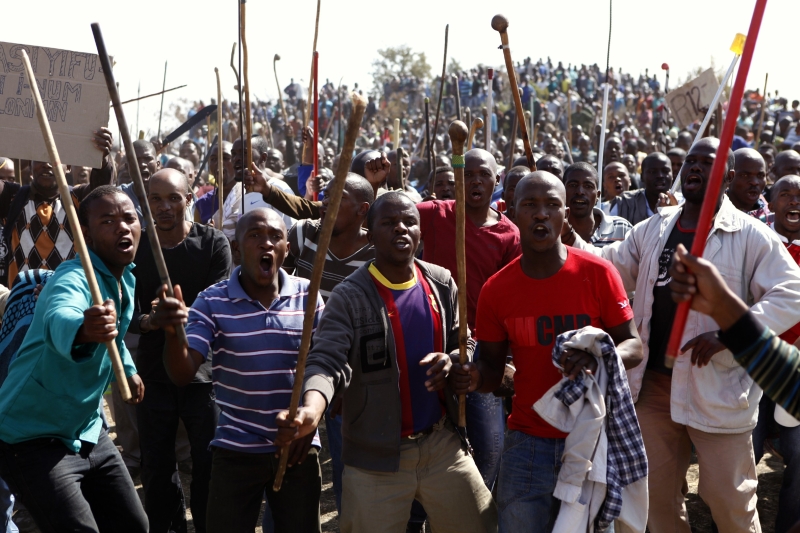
[
  {"x1": 532, "y1": 223, "x2": 549, "y2": 239},
  {"x1": 469, "y1": 189, "x2": 484, "y2": 201},
  {"x1": 392, "y1": 237, "x2": 412, "y2": 250},
  {"x1": 259, "y1": 254, "x2": 274, "y2": 274},
  {"x1": 786, "y1": 210, "x2": 800, "y2": 223},
  {"x1": 683, "y1": 174, "x2": 703, "y2": 192},
  {"x1": 117, "y1": 236, "x2": 134, "y2": 254},
  {"x1": 440, "y1": 192, "x2": 454, "y2": 200},
  {"x1": 745, "y1": 188, "x2": 761, "y2": 200}
]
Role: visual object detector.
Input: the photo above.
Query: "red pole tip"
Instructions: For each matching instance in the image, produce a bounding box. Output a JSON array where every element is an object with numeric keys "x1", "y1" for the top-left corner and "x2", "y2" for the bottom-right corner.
[{"x1": 661, "y1": 63, "x2": 670, "y2": 70}]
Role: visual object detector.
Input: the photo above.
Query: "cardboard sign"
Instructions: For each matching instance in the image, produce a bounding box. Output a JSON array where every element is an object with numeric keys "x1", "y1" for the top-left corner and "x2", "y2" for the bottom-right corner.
[
  {"x1": 0, "y1": 42, "x2": 110, "y2": 168},
  {"x1": 665, "y1": 68, "x2": 720, "y2": 129}
]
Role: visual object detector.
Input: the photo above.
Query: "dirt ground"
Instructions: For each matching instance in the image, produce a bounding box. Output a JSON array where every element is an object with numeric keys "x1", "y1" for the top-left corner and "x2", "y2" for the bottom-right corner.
[{"x1": 10, "y1": 401, "x2": 786, "y2": 533}]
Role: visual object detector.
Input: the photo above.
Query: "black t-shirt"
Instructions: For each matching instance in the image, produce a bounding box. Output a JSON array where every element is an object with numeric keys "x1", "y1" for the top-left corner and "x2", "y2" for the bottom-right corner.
[
  {"x1": 133, "y1": 223, "x2": 231, "y2": 383},
  {"x1": 647, "y1": 220, "x2": 696, "y2": 375}
]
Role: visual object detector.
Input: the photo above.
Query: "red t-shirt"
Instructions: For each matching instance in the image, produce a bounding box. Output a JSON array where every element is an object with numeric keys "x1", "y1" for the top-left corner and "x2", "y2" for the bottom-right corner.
[
  {"x1": 476, "y1": 248, "x2": 633, "y2": 439},
  {"x1": 417, "y1": 200, "x2": 521, "y2": 330}
]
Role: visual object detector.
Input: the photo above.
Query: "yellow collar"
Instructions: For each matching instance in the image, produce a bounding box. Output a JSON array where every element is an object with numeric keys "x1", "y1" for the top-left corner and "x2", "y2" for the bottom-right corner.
[{"x1": 368, "y1": 263, "x2": 417, "y2": 290}]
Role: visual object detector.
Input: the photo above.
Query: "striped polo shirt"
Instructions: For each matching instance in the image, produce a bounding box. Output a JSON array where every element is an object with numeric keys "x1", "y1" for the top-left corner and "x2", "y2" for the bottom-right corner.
[{"x1": 186, "y1": 266, "x2": 324, "y2": 453}]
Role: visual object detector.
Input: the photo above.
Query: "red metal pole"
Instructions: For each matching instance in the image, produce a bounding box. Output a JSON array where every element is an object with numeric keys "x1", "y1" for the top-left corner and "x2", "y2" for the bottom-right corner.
[
  {"x1": 312, "y1": 51, "x2": 319, "y2": 201},
  {"x1": 665, "y1": 0, "x2": 768, "y2": 368}
]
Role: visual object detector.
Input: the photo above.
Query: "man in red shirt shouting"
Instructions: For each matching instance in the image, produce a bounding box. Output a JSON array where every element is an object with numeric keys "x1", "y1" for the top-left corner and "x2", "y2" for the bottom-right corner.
[{"x1": 451, "y1": 171, "x2": 643, "y2": 532}]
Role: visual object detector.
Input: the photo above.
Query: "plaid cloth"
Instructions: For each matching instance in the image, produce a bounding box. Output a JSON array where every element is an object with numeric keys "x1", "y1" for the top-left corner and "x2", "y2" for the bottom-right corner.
[
  {"x1": 552, "y1": 329, "x2": 648, "y2": 530},
  {"x1": 747, "y1": 195, "x2": 774, "y2": 225}
]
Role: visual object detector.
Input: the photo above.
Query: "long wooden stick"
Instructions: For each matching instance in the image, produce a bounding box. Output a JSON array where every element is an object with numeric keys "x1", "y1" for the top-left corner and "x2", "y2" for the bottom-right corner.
[
  {"x1": 755, "y1": 73, "x2": 769, "y2": 148},
  {"x1": 273, "y1": 54, "x2": 289, "y2": 125},
  {"x1": 274, "y1": 92, "x2": 367, "y2": 492},
  {"x1": 312, "y1": 52, "x2": 320, "y2": 200},
  {"x1": 467, "y1": 117, "x2": 484, "y2": 150},
  {"x1": 157, "y1": 61, "x2": 167, "y2": 139},
  {"x1": 432, "y1": 24, "x2": 449, "y2": 159},
  {"x1": 453, "y1": 75, "x2": 462, "y2": 122},
  {"x1": 664, "y1": 0, "x2": 768, "y2": 368},
  {"x1": 304, "y1": 0, "x2": 322, "y2": 130},
  {"x1": 449, "y1": 120, "x2": 469, "y2": 428},
  {"x1": 21, "y1": 50, "x2": 132, "y2": 401},
  {"x1": 230, "y1": 43, "x2": 239, "y2": 91},
  {"x1": 424, "y1": 97, "x2": 433, "y2": 177},
  {"x1": 92, "y1": 23, "x2": 188, "y2": 347},
  {"x1": 241, "y1": 0, "x2": 253, "y2": 178},
  {"x1": 215, "y1": 68, "x2": 225, "y2": 229},
  {"x1": 119, "y1": 84, "x2": 187, "y2": 106},
  {"x1": 491, "y1": 15, "x2": 533, "y2": 169}
]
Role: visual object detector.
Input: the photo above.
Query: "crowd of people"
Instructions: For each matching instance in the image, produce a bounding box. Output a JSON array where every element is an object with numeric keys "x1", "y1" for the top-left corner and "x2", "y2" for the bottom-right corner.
[{"x1": 1, "y1": 48, "x2": 800, "y2": 533}]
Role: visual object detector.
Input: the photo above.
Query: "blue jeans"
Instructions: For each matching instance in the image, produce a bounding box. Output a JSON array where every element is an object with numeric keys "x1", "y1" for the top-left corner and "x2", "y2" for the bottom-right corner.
[
  {"x1": 0, "y1": 430, "x2": 147, "y2": 533},
  {"x1": 465, "y1": 343, "x2": 506, "y2": 490},
  {"x1": 753, "y1": 396, "x2": 800, "y2": 533},
  {"x1": 0, "y1": 477, "x2": 16, "y2": 533},
  {"x1": 496, "y1": 430, "x2": 564, "y2": 533}
]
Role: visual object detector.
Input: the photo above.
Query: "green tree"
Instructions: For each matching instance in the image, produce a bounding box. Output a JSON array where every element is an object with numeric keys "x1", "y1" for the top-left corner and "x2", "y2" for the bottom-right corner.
[{"x1": 371, "y1": 45, "x2": 432, "y2": 94}]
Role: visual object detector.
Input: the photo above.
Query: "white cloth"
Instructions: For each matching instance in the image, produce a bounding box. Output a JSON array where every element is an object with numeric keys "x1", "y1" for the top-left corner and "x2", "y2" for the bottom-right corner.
[
  {"x1": 221, "y1": 181, "x2": 296, "y2": 240},
  {"x1": 534, "y1": 327, "x2": 647, "y2": 533},
  {"x1": 573, "y1": 195, "x2": 800, "y2": 433}
]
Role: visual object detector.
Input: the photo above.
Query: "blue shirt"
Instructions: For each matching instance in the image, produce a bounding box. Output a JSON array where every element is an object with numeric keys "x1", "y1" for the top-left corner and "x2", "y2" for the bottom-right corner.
[
  {"x1": 186, "y1": 267, "x2": 324, "y2": 453},
  {"x1": 0, "y1": 250, "x2": 137, "y2": 451}
]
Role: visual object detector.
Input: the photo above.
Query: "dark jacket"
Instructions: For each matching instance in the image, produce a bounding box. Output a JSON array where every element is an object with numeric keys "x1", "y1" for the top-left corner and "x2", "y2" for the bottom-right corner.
[
  {"x1": 610, "y1": 188, "x2": 652, "y2": 226},
  {"x1": 302, "y1": 259, "x2": 474, "y2": 472}
]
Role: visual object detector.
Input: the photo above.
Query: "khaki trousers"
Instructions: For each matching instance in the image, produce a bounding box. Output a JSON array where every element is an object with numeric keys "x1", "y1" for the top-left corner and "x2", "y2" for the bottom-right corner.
[
  {"x1": 340, "y1": 421, "x2": 497, "y2": 533},
  {"x1": 636, "y1": 370, "x2": 760, "y2": 533}
]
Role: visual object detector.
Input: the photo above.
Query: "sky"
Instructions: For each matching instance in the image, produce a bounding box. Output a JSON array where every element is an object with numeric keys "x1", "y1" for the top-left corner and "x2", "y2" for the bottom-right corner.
[{"x1": 5, "y1": 0, "x2": 795, "y2": 139}]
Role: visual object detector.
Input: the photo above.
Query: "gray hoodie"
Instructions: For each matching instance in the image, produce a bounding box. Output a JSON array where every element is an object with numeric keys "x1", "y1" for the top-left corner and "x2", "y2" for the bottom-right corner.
[{"x1": 302, "y1": 259, "x2": 474, "y2": 472}]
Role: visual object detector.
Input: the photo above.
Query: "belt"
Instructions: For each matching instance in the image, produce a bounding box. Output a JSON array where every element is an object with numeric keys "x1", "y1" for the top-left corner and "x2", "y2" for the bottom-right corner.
[{"x1": 403, "y1": 426, "x2": 435, "y2": 440}]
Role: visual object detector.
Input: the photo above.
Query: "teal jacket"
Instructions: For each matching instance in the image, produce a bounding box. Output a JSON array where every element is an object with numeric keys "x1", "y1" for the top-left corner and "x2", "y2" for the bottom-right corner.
[{"x1": 0, "y1": 250, "x2": 137, "y2": 451}]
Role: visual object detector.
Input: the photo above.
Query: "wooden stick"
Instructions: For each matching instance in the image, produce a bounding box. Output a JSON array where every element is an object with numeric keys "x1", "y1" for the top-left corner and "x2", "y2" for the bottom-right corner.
[
  {"x1": 448, "y1": 120, "x2": 469, "y2": 428},
  {"x1": 304, "y1": 0, "x2": 322, "y2": 131},
  {"x1": 120, "y1": 85, "x2": 187, "y2": 106},
  {"x1": 524, "y1": 111, "x2": 532, "y2": 144},
  {"x1": 230, "y1": 43, "x2": 239, "y2": 89},
  {"x1": 465, "y1": 107, "x2": 471, "y2": 135},
  {"x1": 273, "y1": 92, "x2": 368, "y2": 492},
  {"x1": 755, "y1": 73, "x2": 769, "y2": 148},
  {"x1": 157, "y1": 61, "x2": 167, "y2": 139},
  {"x1": 664, "y1": 0, "x2": 768, "y2": 369},
  {"x1": 453, "y1": 75, "x2": 462, "y2": 122},
  {"x1": 483, "y1": 106, "x2": 489, "y2": 149},
  {"x1": 273, "y1": 54, "x2": 289, "y2": 125},
  {"x1": 432, "y1": 24, "x2": 449, "y2": 157},
  {"x1": 393, "y1": 118, "x2": 401, "y2": 149},
  {"x1": 312, "y1": 52, "x2": 320, "y2": 201},
  {"x1": 425, "y1": 97, "x2": 433, "y2": 184},
  {"x1": 395, "y1": 147, "x2": 404, "y2": 191},
  {"x1": 491, "y1": 15, "x2": 533, "y2": 169},
  {"x1": 566, "y1": 86, "x2": 572, "y2": 149},
  {"x1": 241, "y1": 0, "x2": 253, "y2": 177},
  {"x1": 92, "y1": 23, "x2": 188, "y2": 347},
  {"x1": 215, "y1": 68, "x2": 225, "y2": 229},
  {"x1": 21, "y1": 50, "x2": 132, "y2": 401},
  {"x1": 507, "y1": 110, "x2": 518, "y2": 170},
  {"x1": 467, "y1": 117, "x2": 484, "y2": 150}
]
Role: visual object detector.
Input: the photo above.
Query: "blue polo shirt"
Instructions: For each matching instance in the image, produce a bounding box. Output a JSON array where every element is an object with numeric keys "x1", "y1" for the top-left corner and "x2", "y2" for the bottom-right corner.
[{"x1": 186, "y1": 267, "x2": 324, "y2": 453}]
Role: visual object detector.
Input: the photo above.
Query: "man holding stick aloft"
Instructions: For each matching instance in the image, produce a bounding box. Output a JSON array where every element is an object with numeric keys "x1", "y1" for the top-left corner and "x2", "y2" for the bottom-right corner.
[
  {"x1": 130, "y1": 168, "x2": 231, "y2": 533},
  {"x1": 154, "y1": 207, "x2": 324, "y2": 533},
  {"x1": 0, "y1": 186, "x2": 147, "y2": 533},
  {"x1": 364, "y1": 148, "x2": 520, "y2": 489},
  {"x1": 274, "y1": 191, "x2": 496, "y2": 533},
  {"x1": 569, "y1": 138, "x2": 800, "y2": 532},
  {"x1": 0, "y1": 128, "x2": 115, "y2": 288}
]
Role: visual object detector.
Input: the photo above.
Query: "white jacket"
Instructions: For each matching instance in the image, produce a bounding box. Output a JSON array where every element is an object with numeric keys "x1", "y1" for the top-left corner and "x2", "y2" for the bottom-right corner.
[
  {"x1": 574, "y1": 196, "x2": 800, "y2": 433},
  {"x1": 534, "y1": 327, "x2": 647, "y2": 533}
]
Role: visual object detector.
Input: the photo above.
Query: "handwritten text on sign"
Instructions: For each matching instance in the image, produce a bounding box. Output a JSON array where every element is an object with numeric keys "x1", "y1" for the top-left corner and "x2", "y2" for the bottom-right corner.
[
  {"x1": 665, "y1": 69, "x2": 720, "y2": 129},
  {"x1": 0, "y1": 42, "x2": 110, "y2": 168}
]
